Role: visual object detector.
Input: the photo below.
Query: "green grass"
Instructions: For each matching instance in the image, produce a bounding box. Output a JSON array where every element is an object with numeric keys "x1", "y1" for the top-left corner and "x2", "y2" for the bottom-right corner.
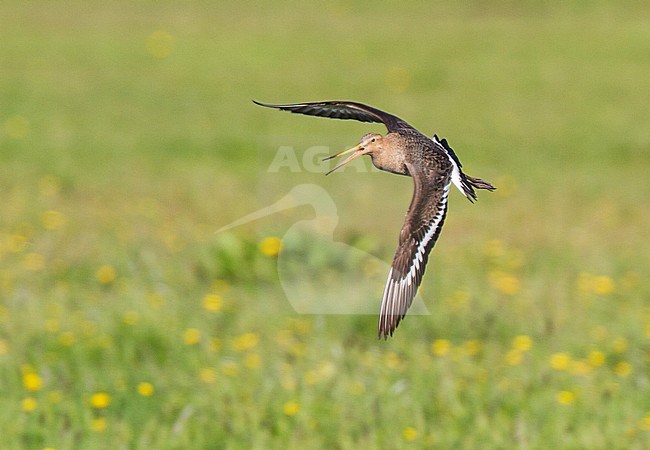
[{"x1": 1, "y1": 1, "x2": 649, "y2": 448}]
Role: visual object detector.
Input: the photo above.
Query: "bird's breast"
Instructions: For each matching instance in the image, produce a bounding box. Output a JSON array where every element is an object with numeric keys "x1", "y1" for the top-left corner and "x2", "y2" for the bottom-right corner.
[
  {"x1": 370, "y1": 152, "x2": 409, "y2": 176},
  {"x1": 371, "y1": 153, "x2": 409, "y2": 175}
]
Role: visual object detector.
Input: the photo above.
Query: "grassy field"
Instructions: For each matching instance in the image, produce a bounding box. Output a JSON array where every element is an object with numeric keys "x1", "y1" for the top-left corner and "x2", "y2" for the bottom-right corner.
[{"x1": 1, "y1": 1, "x2": 649, "y2": 448}]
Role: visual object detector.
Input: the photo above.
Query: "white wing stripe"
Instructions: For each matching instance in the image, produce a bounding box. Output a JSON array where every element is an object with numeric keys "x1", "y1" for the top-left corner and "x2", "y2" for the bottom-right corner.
[
  {"x1": 403, "y1": 184, "x2": 450, "y2": 285},
  {"x1": 433, "y1": 135, "x2": 465, "y2": 198}
]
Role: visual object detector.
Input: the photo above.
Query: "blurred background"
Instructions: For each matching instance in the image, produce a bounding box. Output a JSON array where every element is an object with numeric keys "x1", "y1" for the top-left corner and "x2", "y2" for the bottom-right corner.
[{"x1": 1, "y1": 1, "x2": 648, "y2": 448}]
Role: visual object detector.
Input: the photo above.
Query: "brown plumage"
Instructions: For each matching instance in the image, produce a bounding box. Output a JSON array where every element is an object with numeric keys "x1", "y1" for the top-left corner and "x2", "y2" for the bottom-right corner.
[{"x1": 254, "y1": 100, "x2": 495, "y2": 339}]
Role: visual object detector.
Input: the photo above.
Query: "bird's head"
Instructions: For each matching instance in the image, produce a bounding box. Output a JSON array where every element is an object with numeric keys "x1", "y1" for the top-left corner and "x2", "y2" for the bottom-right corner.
[{"x1": 323, "y1": 133, "x2": 383, "y2": 175}]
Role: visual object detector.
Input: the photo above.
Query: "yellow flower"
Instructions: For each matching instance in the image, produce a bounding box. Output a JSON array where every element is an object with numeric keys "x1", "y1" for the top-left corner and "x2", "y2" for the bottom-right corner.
[
  {"x1": 348, "y1": 380, "x2": 366, "y2": 395},
  {"x1": 569, "y1": 360, "x2": 592, "y2": 376},
  {"x1": 202, "y1": 293, "x2": 223, "y2": 312},
  {"x1": 96, "y1": 335, "x2": 112, "y2": 349},
  {"x1": 484, "y1": 239, "x2": 505, "y2": 258},
  {"x1": 212, "y1": 279, "x2": 231, "y2": 293},
  {"x1": 23, "y1": 372, "x2": 42, "y2": 392},
  {"x1": 446, "y1": 289, "x2": 470, "y2": 311},
  {"x1": 317, "y1": 361, "x2": 337, "y2": 381},
  {"x1": 23, "y1": 252, "x2": 45, "y2": 271},
  {"x1": 45, "y1": 318, "x2": 59, "y2": 333},
  {"x1": 222, "y1": 361, "x2": 239, "y2": 377},
  {"x1": 42, "y1": 210, "x2": 66, "y2": 230},
  {"x1": 402, "y1": 426, "x2": 418, "y2": 442},
  {"x1": 91, "y1": 417, "x2": 107, "y2": 432},
  {"x1": 8, "y1": 232, "x2": 28, "y2": 252},
  {"x1": 22, "y1": 397, "x2": 38, "y2": 412},
  {"x1": 639, "y1": 414, "x2": 650, "y2": 431},
  {"x1": 459, "y1": 339, "x2": 480, "y2": 357},
  {"x1": 183, "y1": 328, "x2": 201, "y2": 345},
  {"x1": 384, "y1": 351, "x2": 402, "y2": 369},
  {"x1": 245, "y1": 353, "x2": 261, "y2": 369},
  {"x1": 556, "y1": 390, "x2": 575, "y2": 405},
  {"x1": 208, "y1": 337, "x2": 222, "y2": 352},
  {"x1": 587, "y1": 350, "x2": 605, "y2": 367},
  {"x1": 288, "y1": 341, "x2": 306, "y2": 358},
  {"x1": 578, "y1": 273, "x2": 615, "y2": 295},
  {"x1": 305, "y1": 362, "x2": 335, "y2": 384},
  {"x1": 89, "y1": 392, "x2": 111, "y2": 409},
  {"x1": 505, "y1": 349, "x2": 523, "y2": 366},
  {"x1": 259, "y1": 236, "x2": 282, "y2": 257},
  {"x1": 288, "y1": 318, "x2": 313, "y2": 336},
  {"x1": 231, "y1": 332, "x2": 259, "y2": 352},
  {"x1": 614, "y1": 361, "x2": 633, "y2": 378},
  {"x1": 496, "y1": 377, "x2": 511, "y2": 391},
  {"x1": 431, "y1": 339, "x2": 451, "y2": 356},
  {"x1": 489, "y1": 271, "x2": 521, "y2": 295},
  {"x1": 593, "y1": 275, "x2": 614, "y2": 295},
  {"x1": 199, "y1": 367, "x2": 218, "y2": 384},
  {"x1": 95, "y1": 265, "x2": 116, "y2": 285},
  {"x1": 282, "y1": 401, "x2": 300, "y2": 416},
  {"x1": 512, "y1": 335, "x2": 532, "y2": 352},
  {"x1": 275, "y1": 329, "x2": 294, "y2": 347},
  {"x1": 122, "y1": 310, "x2": 140, "y2": 326},
  {"x1": 137, "y1": 382, "x2": 154, "y2": 397},
  {"x1": 147, "y1": 292, "x2": 166, "y2": 308},
  {"x1": 58, "y1": 331, "x2": 76, "y2": 346},
  {"x1": 305, "y1": 370, "x2": 318, "y2": 385},
  {"x1": 550, "y1": 352, "x2": 571, "y2": 370}
]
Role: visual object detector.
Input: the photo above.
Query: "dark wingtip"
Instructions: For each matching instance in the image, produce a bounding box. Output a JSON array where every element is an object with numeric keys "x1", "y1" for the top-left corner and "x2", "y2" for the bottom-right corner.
[
  {"x1": 378, "y1": 317, "x2": 400, "y2": 340},
  {"x1": 378, "y1": 323, "x2": 387, "y2": 340}
]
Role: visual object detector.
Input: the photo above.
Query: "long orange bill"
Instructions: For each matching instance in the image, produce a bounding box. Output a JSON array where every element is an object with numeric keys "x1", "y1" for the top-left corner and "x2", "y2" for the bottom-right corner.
[{"x1": 322, "y1": 143, "x2": 371, "y2": 176}]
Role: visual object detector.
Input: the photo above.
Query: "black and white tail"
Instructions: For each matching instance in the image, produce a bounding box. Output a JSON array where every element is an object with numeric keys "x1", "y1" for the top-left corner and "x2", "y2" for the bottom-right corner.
[{"x1": 433, "y1": 134, "x2": 495, "y2": 202}]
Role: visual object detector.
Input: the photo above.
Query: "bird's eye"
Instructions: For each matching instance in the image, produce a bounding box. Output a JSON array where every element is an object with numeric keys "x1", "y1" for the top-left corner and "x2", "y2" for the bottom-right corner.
[{"x1": 371, "y1": 138, "x2": 376, "y2": 142}]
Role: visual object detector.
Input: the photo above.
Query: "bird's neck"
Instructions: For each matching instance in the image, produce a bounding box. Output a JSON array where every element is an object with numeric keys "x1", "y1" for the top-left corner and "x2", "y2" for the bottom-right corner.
[{"x1": 371, "y1": 133, "x2": 409, "y2": 176}]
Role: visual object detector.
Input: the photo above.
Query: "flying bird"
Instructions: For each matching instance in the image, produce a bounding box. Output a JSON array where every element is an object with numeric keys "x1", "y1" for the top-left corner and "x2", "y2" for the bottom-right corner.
[{"x1": 254, "y1": 100, "x2": 495, "y2": 339}]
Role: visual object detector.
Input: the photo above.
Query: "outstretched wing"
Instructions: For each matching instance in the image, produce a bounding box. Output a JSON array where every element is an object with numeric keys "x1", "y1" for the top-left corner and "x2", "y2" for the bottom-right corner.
[
  {"x1": 253, "y1": 100, "x2": 412, "y2": 133},
  {"x1": 378, "y1": 162, "x2": 451, "y2": 339}
]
